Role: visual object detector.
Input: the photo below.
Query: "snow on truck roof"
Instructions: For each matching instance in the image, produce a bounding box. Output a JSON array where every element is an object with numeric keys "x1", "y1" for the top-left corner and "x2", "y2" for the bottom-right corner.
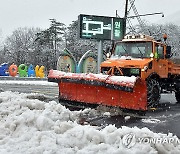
[{"x1": 122, "y1": 34, "x2": 154, "y2": 42}]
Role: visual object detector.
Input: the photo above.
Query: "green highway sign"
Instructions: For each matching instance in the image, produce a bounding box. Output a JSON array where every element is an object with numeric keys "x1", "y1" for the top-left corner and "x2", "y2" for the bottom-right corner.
[{"x1": 79, "y1": 14, "x2": 125, "y2": 40}]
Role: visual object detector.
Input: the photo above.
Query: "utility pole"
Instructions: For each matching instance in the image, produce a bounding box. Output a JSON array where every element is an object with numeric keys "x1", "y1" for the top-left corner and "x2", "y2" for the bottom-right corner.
[
  {"x1": 124, "y1": 0, "x2": 129, "y2": 35},
  {"x1": 124, "y1": 0, "x2": 129, "y2": 18}
]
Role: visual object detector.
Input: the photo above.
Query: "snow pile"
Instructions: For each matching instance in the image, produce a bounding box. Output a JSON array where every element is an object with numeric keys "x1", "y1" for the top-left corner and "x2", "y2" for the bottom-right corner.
[
  {"x1": 108, "y1": 76, "x2": 137, "y2": 87},
  {"x1": 141, "y1": 118, "x2": 162, "y2": 124},
  {"x1": 0, "y1": 91, "x2": 180, "y2": 154}
]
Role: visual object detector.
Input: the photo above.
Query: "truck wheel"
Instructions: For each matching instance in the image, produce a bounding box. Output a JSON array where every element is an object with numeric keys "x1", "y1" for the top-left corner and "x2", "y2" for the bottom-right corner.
[
  {"x1": 147, "y1": 79, "x2": 161, "y2": 107},
  {"x1": 175, "y1": 91, "x2": 180, "y2": 103}
]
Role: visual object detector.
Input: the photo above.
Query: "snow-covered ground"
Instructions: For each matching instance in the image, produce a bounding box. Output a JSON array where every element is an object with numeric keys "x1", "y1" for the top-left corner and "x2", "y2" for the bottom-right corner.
[{"x1": 0, "y1": 91, "x2": 180, "y2": 154}]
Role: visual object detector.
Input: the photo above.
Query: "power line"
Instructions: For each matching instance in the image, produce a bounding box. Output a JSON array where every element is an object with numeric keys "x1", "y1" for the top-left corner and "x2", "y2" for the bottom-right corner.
[{"x1": 129, "y1": 0, "x2": 145, "y2": 29}]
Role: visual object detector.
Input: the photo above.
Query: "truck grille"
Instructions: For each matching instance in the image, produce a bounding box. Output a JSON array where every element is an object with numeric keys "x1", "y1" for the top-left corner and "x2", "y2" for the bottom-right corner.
[
  {"x1": 101, "y1": 67, "x2": 141, "y2": 77},
  {"x1": 121, "y1": 68, "x2": 141, "y2": 77}
]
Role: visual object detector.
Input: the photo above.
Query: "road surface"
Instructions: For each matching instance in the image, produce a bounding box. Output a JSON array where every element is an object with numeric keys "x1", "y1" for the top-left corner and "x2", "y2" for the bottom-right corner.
[{"x1": 0, "y1": 81, "x2": 59, "y2": 101}]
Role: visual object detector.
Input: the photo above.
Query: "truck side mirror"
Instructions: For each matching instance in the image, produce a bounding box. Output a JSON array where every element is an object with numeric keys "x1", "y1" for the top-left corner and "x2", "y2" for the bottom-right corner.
[
  {"x1": 105, "y1": 46, "x2": 112, "y2": 58},
  {"x1": 105, "y1": 46, "x2": 110, "y2": 54},
  {"x1": 165, "y1": 46, "x2": 172, "y2": 58},
  {"x1": 105, "y1": 40, "x2": 115, "y2": 58}
]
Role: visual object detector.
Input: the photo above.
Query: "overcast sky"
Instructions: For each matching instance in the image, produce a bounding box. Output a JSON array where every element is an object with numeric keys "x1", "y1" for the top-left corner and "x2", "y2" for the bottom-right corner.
[{"x1": 0, "y1": 0, "x2": 180, "y2": 38}]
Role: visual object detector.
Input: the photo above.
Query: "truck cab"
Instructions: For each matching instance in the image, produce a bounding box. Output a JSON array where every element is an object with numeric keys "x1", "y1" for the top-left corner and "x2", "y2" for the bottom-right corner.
[
  {"x1": 101, "y1": 34, "x2": 176, "y2": 106},
  {"x1": 101, "y1": 35, "x2": 169, "y2": 78}
]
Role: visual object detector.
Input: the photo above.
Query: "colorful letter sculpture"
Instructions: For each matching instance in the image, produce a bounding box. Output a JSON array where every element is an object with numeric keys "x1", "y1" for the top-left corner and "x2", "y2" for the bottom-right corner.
[
  {"x1": 0, "y1": 63, "x2": 45, "y2": 78},
  {"x1": 38, "y1": 66, "x2": 45, "y2": 78},
  {"x1": 35, "y1": 65, "x2": 45, "y2": 78},
  {"x1": 28, "y1": 64, "x2": 35, "y2": 77},
  {"x1": 35, "y1": 65, "x2": 39, "y2": 77},
  {"x1": 0, "y1": 63, "x2": 9, "y2": 76},
  {"x1": 9, "y1": 64, "x2": 18, "y2": 77},
  {"x1": 18, "y1": 64, "x2": 28, "y2": 77}
]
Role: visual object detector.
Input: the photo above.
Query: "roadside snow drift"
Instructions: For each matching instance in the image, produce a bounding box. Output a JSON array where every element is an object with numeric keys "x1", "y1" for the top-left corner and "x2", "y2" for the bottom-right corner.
[{"x1": 0, "y1": 91, "x2": 180, "y2": 154}]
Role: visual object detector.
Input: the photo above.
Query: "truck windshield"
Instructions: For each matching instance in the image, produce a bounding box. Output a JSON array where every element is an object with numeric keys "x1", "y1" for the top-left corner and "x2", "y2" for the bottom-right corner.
[{"x1": 114, "y1": 41, "x2": 152, "y2": 58}]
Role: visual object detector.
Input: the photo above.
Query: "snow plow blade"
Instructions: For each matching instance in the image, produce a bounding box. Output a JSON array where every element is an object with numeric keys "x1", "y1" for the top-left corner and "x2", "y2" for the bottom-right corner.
[{"x1": 48, "y1": 70, "x2": 147, "y2": 111}]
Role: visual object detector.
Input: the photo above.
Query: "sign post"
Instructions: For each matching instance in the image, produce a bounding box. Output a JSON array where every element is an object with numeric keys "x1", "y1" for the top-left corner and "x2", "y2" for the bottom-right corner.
[
  {"x1": 79, "y1": 14, "x2": 125, "y2": 40},
  {"x1": 97, "y1": 40, "x2": 103, "y2": 73},
  {"x1": 79, "y1": 14, "x2": 125, "y2": 73}
]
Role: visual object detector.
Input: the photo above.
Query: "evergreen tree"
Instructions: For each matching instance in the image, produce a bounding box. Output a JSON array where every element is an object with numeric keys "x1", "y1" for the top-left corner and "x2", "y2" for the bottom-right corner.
[{"x1": 35, "y1": 19, "x2": 66, "y2": 69}]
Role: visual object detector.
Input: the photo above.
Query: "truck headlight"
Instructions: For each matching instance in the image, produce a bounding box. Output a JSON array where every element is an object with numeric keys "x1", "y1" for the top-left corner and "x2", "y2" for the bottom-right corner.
[
  {"x1": 141, "y1": 66, "x2": 148, "y2": 72},
  {"x1": 150, "y1": 53, "x2": 154, "y2": 58}
]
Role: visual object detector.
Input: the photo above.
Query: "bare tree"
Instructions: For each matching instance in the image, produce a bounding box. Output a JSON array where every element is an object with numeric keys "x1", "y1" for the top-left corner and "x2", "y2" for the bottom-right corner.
[
  {"x1": 4, "y1": 27, "x2": 41, "y2": 65},
  {"x1": 0, "y1": 30, "x2": 4, "y2": 64}
]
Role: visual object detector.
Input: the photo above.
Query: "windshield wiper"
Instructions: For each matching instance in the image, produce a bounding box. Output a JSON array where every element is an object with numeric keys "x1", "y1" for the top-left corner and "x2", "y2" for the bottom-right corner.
[
  {"x1": 136, "y1": 46, "x2": 144, "y2": 58},
  {"x1": 121, "y1": 45, "x2": 129, "y2": 55}
]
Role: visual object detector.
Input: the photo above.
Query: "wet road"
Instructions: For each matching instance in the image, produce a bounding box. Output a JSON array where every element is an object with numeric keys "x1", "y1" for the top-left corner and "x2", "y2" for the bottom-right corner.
[
  {"x1": 87, "y1": 102, "x2": 180, "y2": 137},
  {"x1": 0, "y1": 82, "x2": 59, "y2": 98},
  {"x1": 0, "y1": 81, "x2": 180, "y2": 137}
]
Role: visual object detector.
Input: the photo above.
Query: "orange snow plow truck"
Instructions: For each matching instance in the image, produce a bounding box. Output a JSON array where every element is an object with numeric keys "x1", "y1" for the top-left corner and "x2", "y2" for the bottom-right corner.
[{"x1": 48, "y1": 34, "x2": 180, "y2": 111}]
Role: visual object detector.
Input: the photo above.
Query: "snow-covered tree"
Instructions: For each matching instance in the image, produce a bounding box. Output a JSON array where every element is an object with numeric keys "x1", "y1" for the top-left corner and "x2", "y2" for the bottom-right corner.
[
  {"x1": 144, "y1": 23, "x2": 180, "y2": 58},
  {"x1": 0, "y1": 30, "x2": 4, "y2": 64},
  {"x1": 35, "y1": 19, "x2": 67, "y2": 69},
  {"x1": 4, "y1": 27, "x2": 41, "y2": 65}
]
